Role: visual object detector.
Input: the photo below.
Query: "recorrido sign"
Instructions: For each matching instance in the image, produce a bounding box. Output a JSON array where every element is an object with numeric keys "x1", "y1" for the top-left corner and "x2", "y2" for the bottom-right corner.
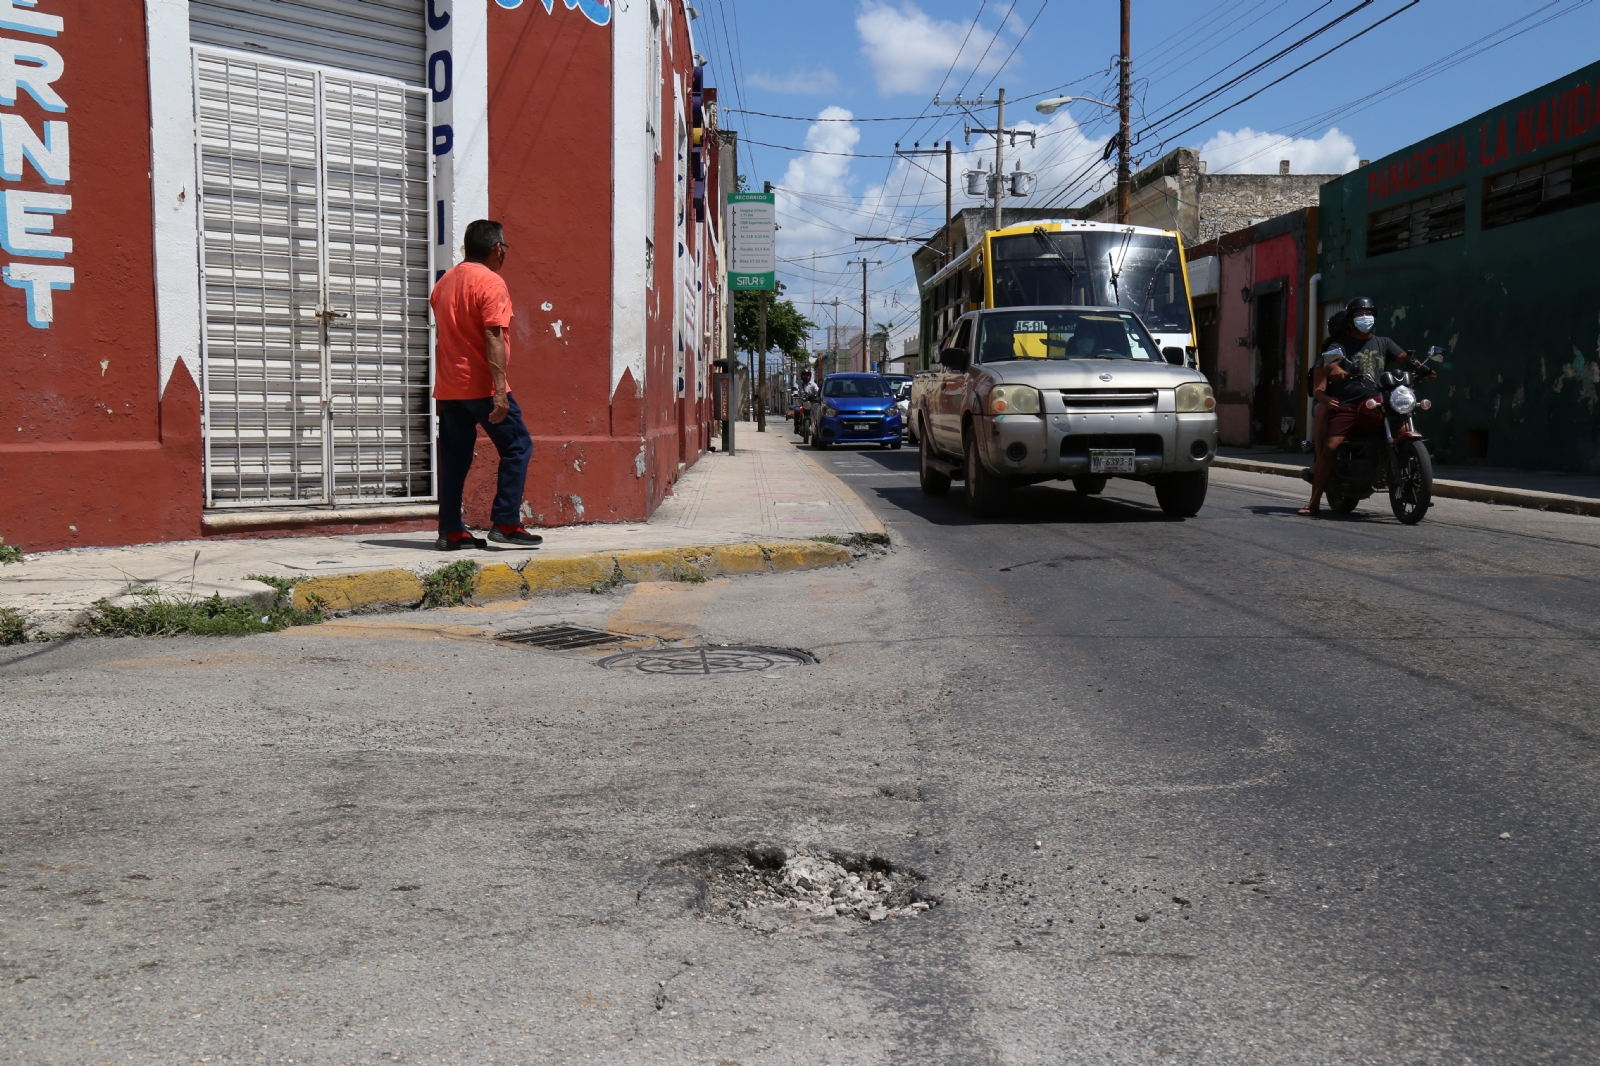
[{"x1": 726, "y1": 191, "x2": 775, "y2": 291}]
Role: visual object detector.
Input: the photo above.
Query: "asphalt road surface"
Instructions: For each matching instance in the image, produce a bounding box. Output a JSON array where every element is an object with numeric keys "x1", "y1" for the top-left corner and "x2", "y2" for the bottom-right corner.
[{"x1": 4, "y1": 439, "x2": 1599, "y2": 1065}]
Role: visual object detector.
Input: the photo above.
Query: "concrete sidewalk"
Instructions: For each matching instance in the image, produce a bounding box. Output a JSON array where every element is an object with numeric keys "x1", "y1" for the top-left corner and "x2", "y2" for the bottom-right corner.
[
  {"x1": 1, "y1": 424, "x2": 884, "y2": 632},
  {"x1": 1215, "y1": 447, "x2": 1600, "y2": 517}
]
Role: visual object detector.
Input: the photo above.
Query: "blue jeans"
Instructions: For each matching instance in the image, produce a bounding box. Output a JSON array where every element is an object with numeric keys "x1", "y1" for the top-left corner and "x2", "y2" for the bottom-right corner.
[{"x1": 436, "y1": 394, "x2": 532, "y2": 535}]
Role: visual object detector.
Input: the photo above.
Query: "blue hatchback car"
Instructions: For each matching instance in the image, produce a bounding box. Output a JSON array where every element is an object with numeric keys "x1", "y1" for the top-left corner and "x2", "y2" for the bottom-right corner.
[{"x1": 810, "y1": 373, "x2": 903, "y2": 449}]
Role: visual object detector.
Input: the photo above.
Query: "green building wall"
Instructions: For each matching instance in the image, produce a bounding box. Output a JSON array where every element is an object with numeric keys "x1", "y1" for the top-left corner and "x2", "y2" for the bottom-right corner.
[{"x1": 1319, "y1": 60, "x2": 1600, "y2": 472}]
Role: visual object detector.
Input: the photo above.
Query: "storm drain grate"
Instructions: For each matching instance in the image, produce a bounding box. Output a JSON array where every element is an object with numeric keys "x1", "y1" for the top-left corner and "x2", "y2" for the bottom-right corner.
[
  {"x1": 496, "y1": 625, "x2": 629, "y2": 651},
  {"x1": 597, "y1": 645, "x2": 816, "y2": 674}
]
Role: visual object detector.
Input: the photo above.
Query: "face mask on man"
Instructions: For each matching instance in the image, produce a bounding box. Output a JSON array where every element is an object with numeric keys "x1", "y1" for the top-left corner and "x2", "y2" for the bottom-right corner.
[{"x1": 1353, "y1": 315, "x2": 1376, "y2": 333}]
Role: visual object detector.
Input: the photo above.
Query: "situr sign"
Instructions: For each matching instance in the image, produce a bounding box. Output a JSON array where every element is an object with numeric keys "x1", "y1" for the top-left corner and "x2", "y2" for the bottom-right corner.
[
  {"x1": 0, "y1": 0, "x2": 73, "y2": 330},
  {"x1": 726, "y1": 191, "x2": 775, "y2": 292},
  {"x1": 1366, "y1": 65, "x2": 1600, "y2": 205}
]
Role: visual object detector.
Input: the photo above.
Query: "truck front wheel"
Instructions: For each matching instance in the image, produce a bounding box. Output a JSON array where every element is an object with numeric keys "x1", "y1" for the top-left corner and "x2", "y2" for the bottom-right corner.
[
  {"x1": 919, "y1": 427, "x2": 950, "y2": 496},
  {"x1": 1154, "y1": 470, "x2": 1208, "y2": 517},
  {"x1": 964, "y1": 431, "x2": 1008, "y2": 518}
]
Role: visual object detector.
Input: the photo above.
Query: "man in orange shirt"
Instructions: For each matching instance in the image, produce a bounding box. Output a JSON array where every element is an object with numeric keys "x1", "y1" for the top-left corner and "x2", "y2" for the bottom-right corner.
[{"x1": 430, "y1": 219, "x2": 542, "y2": 550}]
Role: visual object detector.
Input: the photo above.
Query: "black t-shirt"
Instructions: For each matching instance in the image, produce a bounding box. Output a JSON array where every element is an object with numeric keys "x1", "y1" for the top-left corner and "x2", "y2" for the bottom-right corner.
[{"x1": 1316, "y1": 335, "x2": 1404, "y2": 404}]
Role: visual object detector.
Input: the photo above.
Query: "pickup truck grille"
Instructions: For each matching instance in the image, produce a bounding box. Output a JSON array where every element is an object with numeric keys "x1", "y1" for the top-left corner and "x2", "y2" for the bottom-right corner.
[
  {"x1": 1061, "y1": 433, "x2": 1166, "y2": 459},
  {"x1": 1060, "y1": 389, "x2": 1158, "y2": 410}
]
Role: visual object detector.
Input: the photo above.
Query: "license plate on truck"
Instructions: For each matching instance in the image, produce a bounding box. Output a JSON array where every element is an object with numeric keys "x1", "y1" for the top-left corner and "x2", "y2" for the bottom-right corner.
[{"x1": 1090, "y1": 449, "x2": 1136, "y2": 474}]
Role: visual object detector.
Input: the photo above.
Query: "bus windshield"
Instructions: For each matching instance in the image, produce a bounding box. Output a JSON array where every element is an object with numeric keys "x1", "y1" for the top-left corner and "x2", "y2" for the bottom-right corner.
[
  {"x1": 990, "y1": 230, "x2": 1192, "y2": 334},
  {"x1": 976, "y1": 309, "x2": 1163, "y2": 363}
]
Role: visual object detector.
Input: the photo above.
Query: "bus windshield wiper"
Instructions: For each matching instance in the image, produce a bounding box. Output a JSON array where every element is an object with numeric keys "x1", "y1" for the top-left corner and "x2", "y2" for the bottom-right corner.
[{"x1": 1031, "y1": 227, "x2": 1079, "y2": 282}]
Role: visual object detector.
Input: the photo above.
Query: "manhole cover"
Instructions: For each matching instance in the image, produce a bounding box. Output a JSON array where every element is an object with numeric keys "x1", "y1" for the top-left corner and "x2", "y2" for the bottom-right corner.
[
  {"x1": 497, "y1": 624, "x2": 628, "y2": 650},
  {"x1": 597, "y1": 645, "x2": 815, "y2": 674}
]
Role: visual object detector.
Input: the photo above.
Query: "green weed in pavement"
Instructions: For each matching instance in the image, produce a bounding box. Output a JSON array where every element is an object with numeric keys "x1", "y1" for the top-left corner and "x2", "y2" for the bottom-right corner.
[
  {"x1": 423, "y1": 560, "x2": 480, "y2": 608},
  {"x1": 79, "y1": 579, "x2": 323, "y2": 638},
  {"x1": 1, "y1": 607, "x2": 31, "y2": 646},
  {"x1": 0, "y1": 540, "x2": 22, "y2": 565}
]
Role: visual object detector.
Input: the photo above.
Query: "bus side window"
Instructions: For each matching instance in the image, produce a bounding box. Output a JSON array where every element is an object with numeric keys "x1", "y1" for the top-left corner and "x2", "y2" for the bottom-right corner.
[{"x1": 968, "y1": 269, "x2": 983, "y2": 307}]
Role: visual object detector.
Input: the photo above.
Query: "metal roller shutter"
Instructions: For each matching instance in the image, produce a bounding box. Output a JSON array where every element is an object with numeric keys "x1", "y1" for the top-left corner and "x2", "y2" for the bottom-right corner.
[
  {"x1": 189, "y1": 0, "x2": 426, "y2": 85},
  {"x1": 195, "y1": 50, "x2": 433, "y2": 507}
]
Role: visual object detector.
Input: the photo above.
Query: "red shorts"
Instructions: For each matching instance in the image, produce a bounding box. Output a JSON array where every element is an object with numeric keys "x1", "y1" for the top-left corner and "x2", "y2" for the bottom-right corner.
[{"x1": 1326, "y1": 401, "x2": 1383, "y2": 439}]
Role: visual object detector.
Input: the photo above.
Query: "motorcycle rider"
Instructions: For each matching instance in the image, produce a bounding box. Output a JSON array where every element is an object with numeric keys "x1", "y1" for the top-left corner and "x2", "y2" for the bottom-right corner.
[
  {"x1": 1301, "y1": 296, "x2": 1427, "y2": 516},
  {"x1": 795, "y1": 370, "x2": 820, "y2": 435}
]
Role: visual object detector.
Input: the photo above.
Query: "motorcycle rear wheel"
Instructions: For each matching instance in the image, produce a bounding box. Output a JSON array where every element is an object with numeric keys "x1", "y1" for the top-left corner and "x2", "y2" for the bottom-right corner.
[
  {"x1": 1389, "y1": 440, "x2": 1433, "y2": 525},
  {"x1": 1326, "y1": 485, "x2": 1360, "y2": 514}
]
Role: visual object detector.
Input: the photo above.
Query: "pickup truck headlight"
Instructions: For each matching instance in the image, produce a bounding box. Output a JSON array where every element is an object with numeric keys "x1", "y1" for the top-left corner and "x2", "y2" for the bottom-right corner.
[
  {"x1": 988, "y1": 384, "x2": 1041, "y2": 414},
  {"x1": 1175, "y1": 382, "x2": 1216, "y2": 413}
]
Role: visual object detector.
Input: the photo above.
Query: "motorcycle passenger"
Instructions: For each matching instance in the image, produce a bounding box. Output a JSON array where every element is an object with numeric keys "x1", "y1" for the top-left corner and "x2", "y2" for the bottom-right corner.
[
  {"x1": 1301, "y1": 296, "x2": 1412, "y2": 516},
  {"x1": 1308, "y1": 309, "x2": 1350, "y2": 458}
]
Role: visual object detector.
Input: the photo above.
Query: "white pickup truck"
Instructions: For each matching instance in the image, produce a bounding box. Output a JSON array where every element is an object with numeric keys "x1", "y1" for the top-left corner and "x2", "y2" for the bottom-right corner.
[{"x1": 910, "y1": 306, "x2": 1219, "y2": 517}]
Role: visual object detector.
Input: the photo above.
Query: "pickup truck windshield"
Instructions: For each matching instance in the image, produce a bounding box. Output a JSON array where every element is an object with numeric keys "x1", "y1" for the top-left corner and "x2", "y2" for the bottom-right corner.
[
  {"x1": 822, "y1": 377, "x2": 891, "y2": 398},
  {"x1": 976, "y1": 310, "x2": 1163, "y2": 363},
  {"x1": 991, "y1": 230, "x2": 1193, "y2": 334}
]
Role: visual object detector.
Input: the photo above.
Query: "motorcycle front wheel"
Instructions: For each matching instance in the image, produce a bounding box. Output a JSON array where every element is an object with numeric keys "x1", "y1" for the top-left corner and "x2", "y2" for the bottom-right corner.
[{"x1": 1389, "y1": 440, "x2": 1434, "y2": 525}]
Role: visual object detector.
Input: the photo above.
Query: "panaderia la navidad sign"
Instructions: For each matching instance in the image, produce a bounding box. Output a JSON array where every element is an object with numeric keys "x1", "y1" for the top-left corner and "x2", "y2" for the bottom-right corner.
[
  {"x1": 0, "y1": 0, "x2": 72, "y2": 329},
  {"x1": 1366, "y1": 66, "x2": 1600, "y2": 205}
]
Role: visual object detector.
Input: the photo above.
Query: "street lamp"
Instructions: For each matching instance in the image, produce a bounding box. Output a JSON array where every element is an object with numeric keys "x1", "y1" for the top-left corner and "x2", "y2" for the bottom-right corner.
[
  {"x1": 1034, "y1": 95, "x2": 1116, "y2": 115},
  {"x1": 1037, "y1": 1, "x2": 1132, "y2": 225}
]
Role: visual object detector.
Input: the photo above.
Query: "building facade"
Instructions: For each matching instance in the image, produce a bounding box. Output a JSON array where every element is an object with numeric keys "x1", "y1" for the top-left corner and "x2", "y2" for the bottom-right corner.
[
  {"x1": 1320, "y1": 60, "x2": 1600, "y2": 471},
  {"x1": 1186, "y1": 209, "x2": 1320, "y2": 448},
  {"x1": 0, "y1": 0, "x2": 725, "y2": 553}
]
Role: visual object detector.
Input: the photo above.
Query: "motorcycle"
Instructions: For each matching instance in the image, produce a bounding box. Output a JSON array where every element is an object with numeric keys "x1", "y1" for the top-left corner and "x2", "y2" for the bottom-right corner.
[
  {"x1": 792, "y1": 402, "x2": 812, "y2": 441},
  {"x1": 1303, "y1": 346, "x2": 1444, "y2": 525}
]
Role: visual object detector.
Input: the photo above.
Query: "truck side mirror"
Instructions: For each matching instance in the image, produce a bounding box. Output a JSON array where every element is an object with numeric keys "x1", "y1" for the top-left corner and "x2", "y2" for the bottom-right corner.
[
  {"x1": 939, "y1": 347, "x2": 970, "y2": 372},
  {"x1": 1162, "y1": 346, "x2": 1185, "y2": 366}
]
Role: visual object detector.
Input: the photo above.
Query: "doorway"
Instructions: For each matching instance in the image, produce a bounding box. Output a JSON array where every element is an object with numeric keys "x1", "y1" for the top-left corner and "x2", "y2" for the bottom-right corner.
[
  {"x1": 194, "y1": 49, "x2": 434, "y2": 507},
  {"x1": 1250, "y1": 281, "x2": 1286, "y2": 446}
]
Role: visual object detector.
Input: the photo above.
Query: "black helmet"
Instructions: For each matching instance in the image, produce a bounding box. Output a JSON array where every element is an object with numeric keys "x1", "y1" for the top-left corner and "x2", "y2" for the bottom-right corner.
[
  {"x1": 1327, "y1": 309, "x2": 1349, "y2": 336},
  {"x1": 1346, "y1": 295, "x2": 1376, "y2": 315}
]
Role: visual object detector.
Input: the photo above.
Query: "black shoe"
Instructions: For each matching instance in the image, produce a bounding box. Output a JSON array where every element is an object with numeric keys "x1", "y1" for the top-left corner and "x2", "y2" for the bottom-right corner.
[
  {"x1": 489, "y1": 525, "x2": 543, "y2": 547},
  {"x1": 436, "y1": 533, "x2": 487, "y2": 551}
]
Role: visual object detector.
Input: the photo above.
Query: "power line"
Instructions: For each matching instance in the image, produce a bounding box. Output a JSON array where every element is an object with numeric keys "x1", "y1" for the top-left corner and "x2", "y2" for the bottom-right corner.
[{"x1": 1152, "y1": 0, "x2": 1423, "y2": 152}]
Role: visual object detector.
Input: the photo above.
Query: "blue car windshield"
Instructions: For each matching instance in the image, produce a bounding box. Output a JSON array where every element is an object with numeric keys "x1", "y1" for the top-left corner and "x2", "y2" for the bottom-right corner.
[{"x1": 822, "y1": 377, "x2": 890, "y2": 398}]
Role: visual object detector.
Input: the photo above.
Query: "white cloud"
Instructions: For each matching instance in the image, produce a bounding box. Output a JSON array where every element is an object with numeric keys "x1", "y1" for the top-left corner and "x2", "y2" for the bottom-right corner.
[
  {"x1": 769, "y1": 105, "x2": 1115, "y2": 356},
  {"x1": 1199, "y1": 126, "x2": 1360, "y2": 175},
  {"x1": 748, "y1": 68, "x2": 843, "y2": 95},
  {"x1": 856, "y1": 1, "x2": 1012, "y2": 95}
]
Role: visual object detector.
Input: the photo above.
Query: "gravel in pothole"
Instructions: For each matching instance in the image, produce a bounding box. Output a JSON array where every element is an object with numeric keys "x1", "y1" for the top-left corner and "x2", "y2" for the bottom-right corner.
[{"x1": 670, "y1": 844, "x2": 937, "y2": 925}]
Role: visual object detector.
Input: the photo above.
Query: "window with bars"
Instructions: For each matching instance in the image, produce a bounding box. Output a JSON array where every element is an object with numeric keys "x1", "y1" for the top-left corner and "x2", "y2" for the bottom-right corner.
[
  {"x1": 1366, "y1": 186, "x2": 1466, "y2": 257},
  {"x1": 1482, "y1": 143, "x2": 1600, "y2": 230}
]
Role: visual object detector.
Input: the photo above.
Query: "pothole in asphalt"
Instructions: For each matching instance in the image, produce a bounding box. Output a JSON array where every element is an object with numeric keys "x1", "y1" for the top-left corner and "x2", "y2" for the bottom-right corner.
[
  {"x1": 656, "y1": 844, "x2": 937, "y2": 930},
  {"x1": 597, "y1": 645, "x2": 816, "y2": 674}
]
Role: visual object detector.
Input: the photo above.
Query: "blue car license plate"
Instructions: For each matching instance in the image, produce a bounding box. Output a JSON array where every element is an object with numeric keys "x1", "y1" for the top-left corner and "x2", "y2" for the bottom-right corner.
[{"x1": 847, "y1": 421, "x2": 874, "y2": 433}]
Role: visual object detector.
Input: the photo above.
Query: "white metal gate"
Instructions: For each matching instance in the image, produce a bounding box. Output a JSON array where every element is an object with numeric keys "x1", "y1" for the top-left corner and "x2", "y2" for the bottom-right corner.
[{"x1": 194, "y1": 48, "x2": 433, "y2": 506}]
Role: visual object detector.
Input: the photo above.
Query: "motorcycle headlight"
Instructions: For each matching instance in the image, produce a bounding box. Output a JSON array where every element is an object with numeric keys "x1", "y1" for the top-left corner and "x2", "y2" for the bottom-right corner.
[
  {"x1": 1388, "y1": 385, "x2": 1417, "y2": 415},
  {"x1": 988, "y1": 384, "x2": 1041, "y2": 414},
  {"x1": 1175, "y1": 382, "x2": 1216, "y2": 413},
  {"x1": 822, "y1": 405, "x2": 838, "y2": 418}
]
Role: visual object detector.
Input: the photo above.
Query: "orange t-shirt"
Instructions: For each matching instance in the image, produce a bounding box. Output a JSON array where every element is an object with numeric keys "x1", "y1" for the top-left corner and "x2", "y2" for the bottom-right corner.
[{"x1": 430, "y1": 262, "x2": 514, "y2": 400}]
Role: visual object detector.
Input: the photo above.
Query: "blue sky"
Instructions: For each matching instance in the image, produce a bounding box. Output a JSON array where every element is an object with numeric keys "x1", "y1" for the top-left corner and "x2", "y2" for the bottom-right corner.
[{"x1": 689, "y1": 0, "x2": 1600, "y2": 352}]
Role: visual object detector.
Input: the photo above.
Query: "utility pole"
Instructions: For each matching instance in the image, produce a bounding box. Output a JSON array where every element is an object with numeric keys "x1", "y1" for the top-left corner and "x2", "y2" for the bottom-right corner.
[
  {"x1": 1118, "y1": 0, "x2": 1132, "y2": 223},
  {"x1": 812, "y1": 297, "x2": 842, "y2": 375},
  {"x1": 940, "y1": 90, "x2": 1035, "y2": 236},
  {"x1": 893, "y1": 140, "x2": 955, "y2": 262},
  {"x1": 756, "y1": 181, "x2": 772, "y2": 432},
  {"x1": 848, "y1": 258, "x2": 880, "y2": 373}
]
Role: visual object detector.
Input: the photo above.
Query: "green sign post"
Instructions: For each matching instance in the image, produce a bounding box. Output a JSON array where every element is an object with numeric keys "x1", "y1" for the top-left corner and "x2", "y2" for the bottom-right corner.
[{"x1": 726, "y1": 192, "x2": 776, "y2": 291}]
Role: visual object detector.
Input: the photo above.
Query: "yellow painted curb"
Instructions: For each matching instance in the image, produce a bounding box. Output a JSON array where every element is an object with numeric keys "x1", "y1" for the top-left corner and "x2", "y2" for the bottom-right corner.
[
  {"x1": 285, "y1": 538, "x2": 858, "y2": 614},
  {"x1": 764, "y1": 541, "x2": 852, "y2": 571},
  {"x1": 472, "y1": 563, "x2": 529, "y2": 603},
  {"x1": 293, "y1": 568, "x2": 424, "y2": 612},
  {"x1": 522, "y1": 554, "x2": 621, "y2": 595}
]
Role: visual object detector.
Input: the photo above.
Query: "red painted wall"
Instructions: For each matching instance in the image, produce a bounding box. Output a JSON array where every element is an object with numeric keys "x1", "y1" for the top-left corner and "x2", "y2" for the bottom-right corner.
[{"x1": 0, "y1": 0, "x2": 203, "y2": 551}]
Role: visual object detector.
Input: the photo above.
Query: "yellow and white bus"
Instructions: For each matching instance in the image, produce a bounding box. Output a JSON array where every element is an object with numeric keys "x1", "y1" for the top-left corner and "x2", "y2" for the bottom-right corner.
[{"x1": 919, "y1": 219, "x2": 1197, "y2": 366}]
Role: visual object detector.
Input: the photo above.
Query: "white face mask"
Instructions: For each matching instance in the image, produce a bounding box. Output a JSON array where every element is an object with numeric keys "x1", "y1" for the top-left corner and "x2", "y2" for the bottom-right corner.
[{"x1": 1353, "y1": 315, "x2": 1375, "y2": 333}]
